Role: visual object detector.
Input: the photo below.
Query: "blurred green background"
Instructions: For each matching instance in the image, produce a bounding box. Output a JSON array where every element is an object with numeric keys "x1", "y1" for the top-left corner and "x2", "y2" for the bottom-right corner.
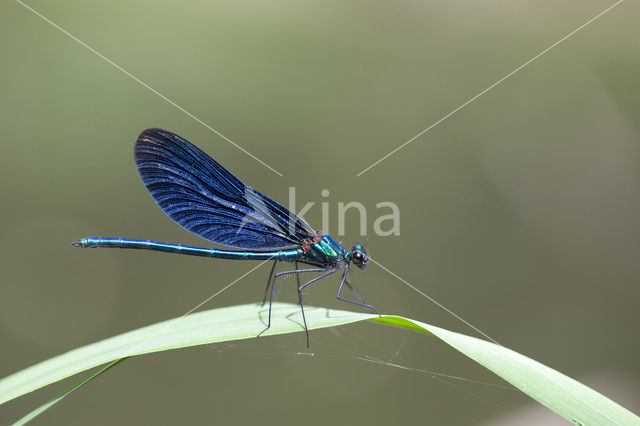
[{"x1": 1, "y1": 0, "x2": 639, "y2": 424}]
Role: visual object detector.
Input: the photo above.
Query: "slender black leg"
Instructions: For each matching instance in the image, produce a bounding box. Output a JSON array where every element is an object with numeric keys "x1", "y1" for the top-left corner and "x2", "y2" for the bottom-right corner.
[
  {"x1": 297, "y1": 289, "x2": 307, "y2": 347},
  {"x1": 344, "y1": 280, "x2": 365, "y2": 305},
  {"x1": 261, "y1": 261, "x2": 278, "y2": 306},
  {"x1": 295, "y1": 260, "x2": 300, "y2": 288},
  {"x1": 297, "y1": 266, "x2": 340, "y2": 347},
  {"x1": 257, "y1": 267, "x2": 325, "y2": 340},
  {"x1": 336, "y1": 265, "x2": 380, "y2": 316}
]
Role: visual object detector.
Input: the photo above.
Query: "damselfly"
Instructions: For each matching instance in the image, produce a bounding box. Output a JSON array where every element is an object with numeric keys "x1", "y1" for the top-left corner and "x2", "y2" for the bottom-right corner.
[{"x1": 73, "y1": 128, "x2": 379, "y2": 346}]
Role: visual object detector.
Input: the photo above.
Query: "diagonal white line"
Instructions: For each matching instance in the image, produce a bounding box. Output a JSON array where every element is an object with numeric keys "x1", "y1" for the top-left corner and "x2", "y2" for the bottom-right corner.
[
  {"x1": 19, "y1": 257, "x2": 273, "y2": 420},
  {"x1": 369, "y1": 257, "x2": 499, "y2": 345},
  {"x1": 16, "y1": 0, "x2": 284, "y2": 177},
  {"x1": 356, "y1": 0, "x2": 625, "y2": 176},
  {"x1": 116, "y1": 258, "x2": 271, "y2": 360},
  {"x1": 356, "y1": 355, "x2": 514, "y2": 389}
]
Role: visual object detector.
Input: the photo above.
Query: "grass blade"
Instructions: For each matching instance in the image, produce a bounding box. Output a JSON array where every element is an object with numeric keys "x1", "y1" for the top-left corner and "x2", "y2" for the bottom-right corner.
[
  {"x1": 1, "y1": 302, "x2": 637, "y2": 425},
  {"x1": 12, "y1": 358, "x2": 128, "y2": 426}
]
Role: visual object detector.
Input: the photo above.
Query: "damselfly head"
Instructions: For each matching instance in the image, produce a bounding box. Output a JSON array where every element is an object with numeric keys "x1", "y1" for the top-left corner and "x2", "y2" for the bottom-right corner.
[{"x1": 350, "y1": 244, "x2": 368, "y2": 269}]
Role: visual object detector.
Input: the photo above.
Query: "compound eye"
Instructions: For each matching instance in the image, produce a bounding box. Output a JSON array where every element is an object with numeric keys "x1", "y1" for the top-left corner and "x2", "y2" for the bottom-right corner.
[{"x1": 353, "y1": 251, "x2": 364, "y2": 264}]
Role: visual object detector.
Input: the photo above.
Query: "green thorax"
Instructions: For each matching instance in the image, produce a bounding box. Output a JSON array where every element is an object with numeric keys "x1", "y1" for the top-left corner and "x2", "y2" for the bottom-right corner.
[{"x1": 302, "y1": 233, "x2": 345, "y2": 267}]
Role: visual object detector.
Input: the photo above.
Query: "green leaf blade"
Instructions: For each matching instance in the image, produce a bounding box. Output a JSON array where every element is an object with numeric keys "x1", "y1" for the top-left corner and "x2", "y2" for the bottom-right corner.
[
  {"x1": 390, "y1": 317, "x2": 640, "y2": 425},
  {"x1": 1, "y1": 303, "x2": 637, "y2": 425},
  {"x1": 0, "y1": 303, "x2": 374, "y2": 405}
]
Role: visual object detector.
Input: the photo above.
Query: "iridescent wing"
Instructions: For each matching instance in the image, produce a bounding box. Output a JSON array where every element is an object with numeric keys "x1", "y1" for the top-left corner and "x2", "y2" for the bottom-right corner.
[{"x1": 135, "y1": 128, "x2": 315, "y2": 249}]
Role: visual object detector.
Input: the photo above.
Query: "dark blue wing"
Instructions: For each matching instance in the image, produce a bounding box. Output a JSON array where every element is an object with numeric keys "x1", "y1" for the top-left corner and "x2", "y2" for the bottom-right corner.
[{"x1": 134, "y1": 128, "x2": 315, "y2": 249}]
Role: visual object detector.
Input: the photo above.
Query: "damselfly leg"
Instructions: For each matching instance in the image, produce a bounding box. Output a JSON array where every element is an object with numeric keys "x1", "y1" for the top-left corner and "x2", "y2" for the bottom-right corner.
[
  {"x1": 261, "y1": 261, "x2": 278, "y2": 306},
  {"x1": 296, "y1": 266, "x2": 340, "y2": 347},
  {"x1": 261, "y1": 260, "x2": 303, "y2": 306},
  {"x1": 258, "y1": 266, "x2": 339, "y2": 347},
  {"x1": 337, "y1": 265, "x2": 380, "y2": 316},
  {"x1": 257, "y1": 267, "x2": 325, "y2": 341}
]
